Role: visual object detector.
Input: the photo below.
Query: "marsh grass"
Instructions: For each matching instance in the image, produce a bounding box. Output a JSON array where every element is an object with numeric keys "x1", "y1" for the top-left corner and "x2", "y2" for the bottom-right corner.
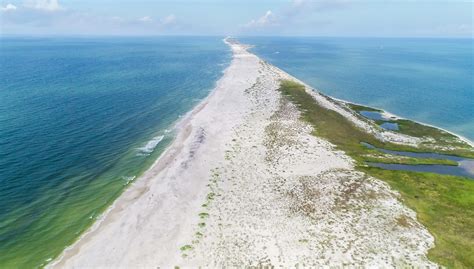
[
  {"x1": 363, "y1": 168, "x2": 474, "y2": 268},
  {"x1": 347, "y1": 103, "x2": 382, "y2": 112},
  {"x1": 362, "y1": 155, "x2": 458, "y2": 166},
  {"x1": 279, "y1": 79, "x2": 474, "y2": 268},
  {"x1": 347, "y1": 94, "x2": 474, "y2": 157}
]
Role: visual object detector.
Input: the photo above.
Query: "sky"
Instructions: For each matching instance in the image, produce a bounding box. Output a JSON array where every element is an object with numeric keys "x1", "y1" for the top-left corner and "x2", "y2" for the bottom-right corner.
[{"x1": 0, "y1": 0, "x2": 473, "y2": 37}]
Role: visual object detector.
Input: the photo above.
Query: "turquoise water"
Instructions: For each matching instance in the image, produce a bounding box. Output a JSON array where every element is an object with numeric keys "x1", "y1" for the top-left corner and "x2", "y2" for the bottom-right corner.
[
  {"x1": 240, "y1": 37, "x2": 474, "y2": 141},
  {"x1": 0, "y1": 37, "x2": 230, "y2": 267}
]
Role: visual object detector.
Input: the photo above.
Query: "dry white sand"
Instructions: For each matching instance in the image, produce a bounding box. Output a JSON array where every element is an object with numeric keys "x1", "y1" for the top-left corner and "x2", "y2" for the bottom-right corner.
[{"x1": 49, "y1": 40, "x2": 436, "y2": 268}]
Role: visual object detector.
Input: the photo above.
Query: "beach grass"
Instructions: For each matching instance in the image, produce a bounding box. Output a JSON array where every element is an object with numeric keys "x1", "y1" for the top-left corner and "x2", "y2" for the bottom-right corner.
[
  {"x1": 347, "y1": 103, "x2": 382, "y2": 112},
  {"x1": 279, "y1": 79, "x2": 474, "y2": 268},
  {"x1": 361, "y1": 155, "x2": 459, "y2": 166},
  {"x1": 360, "y1": 167, "x2": 474, "y2": 268},
  {"x1": 347, "y1": 98, "x2": 474, "y2": 158}
]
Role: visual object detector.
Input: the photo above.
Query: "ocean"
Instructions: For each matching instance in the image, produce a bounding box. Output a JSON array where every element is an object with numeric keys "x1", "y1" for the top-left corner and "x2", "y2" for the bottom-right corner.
[
  {"x1": 0, "y1": 36, "x2": 231, "y2": 267},
  {"x1": 240, "y1": 37, "x2": 474, "y2": 141}
]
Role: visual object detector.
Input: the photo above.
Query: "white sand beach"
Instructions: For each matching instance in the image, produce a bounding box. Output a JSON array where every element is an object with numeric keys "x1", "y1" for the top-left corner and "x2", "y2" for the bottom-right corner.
[{"x1": 49, "y1": 40, "x2": 437, "y2": 268}]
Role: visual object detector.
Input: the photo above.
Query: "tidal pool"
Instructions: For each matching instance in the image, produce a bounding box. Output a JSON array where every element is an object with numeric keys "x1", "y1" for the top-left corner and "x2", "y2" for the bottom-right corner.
[
  {"x1": 380, "y1": 122, "x2": 399, "y2": 131},
  {"x1": 360, "y1": 110, "x2": 387, "y2": 121},
  {"x1": 359, "y1": 111, "x2": 400, "y2": 131}
]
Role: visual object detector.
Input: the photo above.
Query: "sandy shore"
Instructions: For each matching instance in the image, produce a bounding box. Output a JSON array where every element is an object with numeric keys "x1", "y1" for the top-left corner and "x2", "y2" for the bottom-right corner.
[{"x1": 49, "y1": 40, "x2": 436, "y2": 268}]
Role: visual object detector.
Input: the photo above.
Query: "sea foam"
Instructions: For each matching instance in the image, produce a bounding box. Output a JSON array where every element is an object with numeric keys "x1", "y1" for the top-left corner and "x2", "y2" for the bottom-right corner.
[
  {"x1": 122, "y1": 176, "x2": 137, "y2": 185},
  {"x1": 136, "y1": 135, "x2": 164, "y2": 155}
]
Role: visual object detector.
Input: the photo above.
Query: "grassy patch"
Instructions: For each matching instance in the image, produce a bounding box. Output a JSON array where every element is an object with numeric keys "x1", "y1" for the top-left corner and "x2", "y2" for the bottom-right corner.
[
  {"x1": 279, "y1": 80, "x2": 382, "y2": 160},
  {"x1": 279, "y1": 79, "x2": 474, "y2": 268},
  {"x1": 348, "y1": 103, "x2": 382, "y2": 112},
  {"x1": 362, "y1": 155, "x2": 458, "y2": 166},
  {"x1": 180, "y1": 245, "x2": 193, "y2": 251},
  {"x1": 198, "y1": 212, "x2": 209, "y2": 219},
  {"x1": 344, "y1": 93, "x2": 473, "y2": 158},
  {"x1": 397, "y1": 119, "x2": 459, "y2": 141},
  {"x1": 361, "y1": 167, "x2": 474, "y2": 268},
  {"x1": 350, "y1": 107, "x2": 473, "y2": 158},
  {"x1": 395, "y1": 119, "x2": 474, "y2": 157},
  {"x1": 206, "y1": 192, "x2": 215, "y2": 201}
]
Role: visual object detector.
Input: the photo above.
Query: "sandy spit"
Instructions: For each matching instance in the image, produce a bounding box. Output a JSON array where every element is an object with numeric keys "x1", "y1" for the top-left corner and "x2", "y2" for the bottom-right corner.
[{"x1": 49, "y1": 40, "x2": 436, "y2": 268}]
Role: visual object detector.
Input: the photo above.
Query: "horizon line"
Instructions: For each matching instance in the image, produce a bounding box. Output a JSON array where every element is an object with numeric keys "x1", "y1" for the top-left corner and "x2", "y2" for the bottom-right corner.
[{"x1": 1, "y1": 34, "x2": 473, "y2": 39}]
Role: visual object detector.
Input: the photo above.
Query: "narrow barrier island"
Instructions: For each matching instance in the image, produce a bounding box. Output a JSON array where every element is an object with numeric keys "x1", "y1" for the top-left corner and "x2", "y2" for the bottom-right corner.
[
  {"x1": 49, "y1": 40, "x2": 472, "y2": 269},
  {"x1": 279, "y1": 79, "x2": 474, "y2": 268}
]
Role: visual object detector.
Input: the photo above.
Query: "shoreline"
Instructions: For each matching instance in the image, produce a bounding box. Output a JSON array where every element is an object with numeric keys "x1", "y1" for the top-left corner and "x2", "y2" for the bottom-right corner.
[
  {"x1": 297, "y1": 70, "x2": 474, "y2": 148},
  {"x1": 333, "y1": 98, "x2": 474, "y2": 148},
  {"x1": 48, "y1": 37, "x2": 249, "y2": 268},
  {"x1": 46, "y1": 39, "x2": 234, "y2": 268},
  {"x1": 250, "y1": 54, "x2": 474, "y2": 148},
  {"x1": 48, "y1": 38, "x2": 469, "y2": 267}
]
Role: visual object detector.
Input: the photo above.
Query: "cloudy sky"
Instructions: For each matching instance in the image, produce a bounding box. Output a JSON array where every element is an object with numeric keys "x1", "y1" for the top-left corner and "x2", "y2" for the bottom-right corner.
[{"x1": 0, "y1": 0, "x2": 472, "y2": 37}]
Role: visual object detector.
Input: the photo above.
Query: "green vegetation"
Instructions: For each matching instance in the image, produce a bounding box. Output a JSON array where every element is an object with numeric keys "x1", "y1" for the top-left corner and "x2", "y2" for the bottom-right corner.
[
  {"x1": 395, "y1": 119, "x2": 474, "y2": 157},
  {"x1": 180, "y1": 245, "x2": 193, "y2": 251},
  {"x1": 279, "y1": 79, "x2": 473, "y2": 159},
  {"x1": 362, "y1": 154, "x2": 458, "y2": 166},
  {"x1": 279, "y1": 79, "x2": 474, "y2": 268},
  {"x1": 206, "y1": 192, "x2": 215, "y2": 201},
  {"x1": 347, "y1": 103, "x2": 382, "y2": 112},
  {"x1": 199, "y1": 212, "x2": 209, "y2": 219},
  {"x1": 361, "y1": 168, "x2": 474, "y2": 268},
  {"x1": 397, "y1": 119, "x2": 459, "y2": 142},
  {"x1": 346, "y1": 95, "x2": 474, "y2": 158},
  {"x1": 346, "y1": 94, "x2": 473, "y2": 158},
  {"x1": 279, "y1": 80, "x2": 383, "y2": 160}
]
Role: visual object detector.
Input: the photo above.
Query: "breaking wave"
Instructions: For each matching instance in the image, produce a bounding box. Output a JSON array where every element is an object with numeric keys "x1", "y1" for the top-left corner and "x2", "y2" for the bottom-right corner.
[{"x1": 136, "y1": 135, "x2": 164, "y2": 155}]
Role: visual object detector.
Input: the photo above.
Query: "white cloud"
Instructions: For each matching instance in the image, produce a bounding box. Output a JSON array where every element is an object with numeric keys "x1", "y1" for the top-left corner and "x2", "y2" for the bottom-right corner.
[
  {"x1": 160, "y1": 14, "x2": 176, "y2": 25},
  {"x1": 2, "y1": 3, "x2": 182, "y2": 35},
  {"x1": 1, "y1": 3, "x2": 17, "y2": 12},
  {"x1": 138, "y1": 14, "x2": 176, "y2": 26},
  {"x1": 430, "y1": 23, "x2": 474, "y2": 37},
  {"x1": 240, "y1": 0, "x2": 349, "y2": 33},
  {"x1": 291, "y1": 0, "x2": 349, "y2": 11},
  {"x1": 24, "y1": 0, "x2": 63, "y2": 12},
  {"x1": 139, "y1": 16, "x2": 153, "y2": 23},
  {"x1": 292, "y1": 0, "x2": 305, "y2": 7},
  {"x1": 244, "y1": 10, "x2": 277, "y2": 28}
]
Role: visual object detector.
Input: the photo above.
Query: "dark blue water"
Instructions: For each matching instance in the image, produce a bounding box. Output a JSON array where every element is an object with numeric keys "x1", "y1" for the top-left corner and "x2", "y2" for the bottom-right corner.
[
  {"x1": 358, "y1": 110, "x2": 399, "y2": 130},
  {"x1": 360, "y1": 111, "x2": 387, "y2": 121},
  {"x1": 380, "y1": 122, "x2": 399, "y2": 131},
  {"x1": 240, "y1": 37, "x2": 474, "y2": 141},
  {"x1": 0, "y1": 36, "x2": 230, "y2": 267}
]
